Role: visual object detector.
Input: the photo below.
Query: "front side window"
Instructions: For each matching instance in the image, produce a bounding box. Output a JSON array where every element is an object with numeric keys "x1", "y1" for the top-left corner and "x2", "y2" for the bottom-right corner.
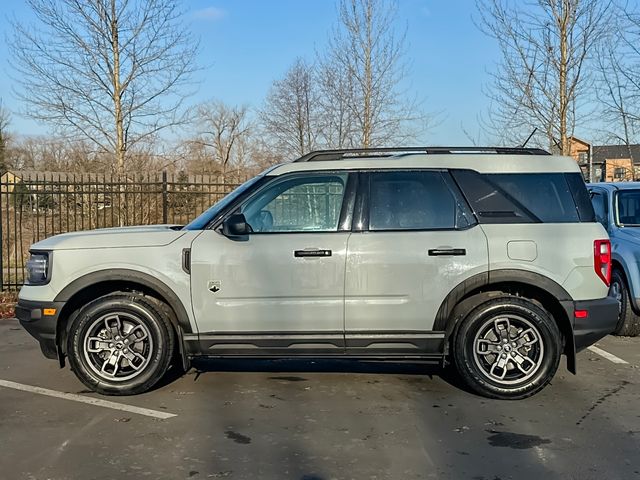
[
  {"x1": 590, "y1": 191, "x2": 607, "y2": 226},
  {"x1": 240, "y1": 173, "x2": 348, "y2": 233},
  {"x1": 616, "y1": 190, "x2": 640, "y2": 226},
  {"x1": 368, "y1": 171, "x2": 471, "y2": 231}
]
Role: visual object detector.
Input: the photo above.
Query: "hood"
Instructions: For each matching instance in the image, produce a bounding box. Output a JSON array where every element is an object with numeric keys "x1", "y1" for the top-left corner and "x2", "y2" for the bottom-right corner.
[{"x1": 31, "y1": 224, "x2": 187, "y2": 250}]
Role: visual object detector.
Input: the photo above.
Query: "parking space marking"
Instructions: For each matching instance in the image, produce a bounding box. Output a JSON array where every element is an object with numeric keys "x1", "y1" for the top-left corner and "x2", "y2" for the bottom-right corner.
[
  {"x1": 0, "y1": 379, "x2": 177, "y2": 419},
  {"x1": 587, "y1": 346, "x2": 629, "y2": 365}
]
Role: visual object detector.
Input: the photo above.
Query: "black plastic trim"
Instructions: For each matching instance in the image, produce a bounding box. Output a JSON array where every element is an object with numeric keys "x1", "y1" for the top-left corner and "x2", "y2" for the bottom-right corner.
[
  {"x1": 16, "y1": 299, "x2": 64, "y2": 360},
  {"x1": 54, "y1": 269, "x2": 194, "y2": 333},
  {"x1": 187, "y1": 331, "x2": 446, "y2": 358},
  {"x1": 182, "y1": 248, "x2": 191, "y2": 274},
  {"x1": 571, "y1": 296, "x2": 619, "y2": 352},
  {"x1": 433, "y1": 269, "x2": 572, "y2": 331}
]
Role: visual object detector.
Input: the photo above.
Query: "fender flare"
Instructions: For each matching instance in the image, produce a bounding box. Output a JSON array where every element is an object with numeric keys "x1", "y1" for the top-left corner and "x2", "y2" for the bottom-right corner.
[
  {"x1": 54, "y1": 269, "x2": 194, "y2": 334},
  {"x1": 434, "y1": 269, "x2": 576, "y2": 372}
]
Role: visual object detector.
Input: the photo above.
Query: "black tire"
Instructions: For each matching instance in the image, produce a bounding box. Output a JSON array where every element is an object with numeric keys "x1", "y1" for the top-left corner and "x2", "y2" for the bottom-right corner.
[
  {"x1": 452, "y1": 296, "x2": 561, "y2": 400},
  {"x1": 67, "y1": 292, "x2": 175, "y2": 395},
  {"x1": 610, "y1": 269, "x2": 640, "y2": 337}
]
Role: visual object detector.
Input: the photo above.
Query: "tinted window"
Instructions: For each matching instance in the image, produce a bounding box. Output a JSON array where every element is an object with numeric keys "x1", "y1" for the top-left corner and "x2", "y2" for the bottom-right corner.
[
  {"x1": 616, "y1": 190, "x2": 640, "y2": 226},
  {"x1": 241, "y1": 174, "x2": 347, "y2": 232},
  {"x1": 369, "y1": 171, "x2": 471, "y2": 231},
  {"x1": 490, "y1": 173, "x2": 579, "y2": 222},
  {"x1": 590, "y1": 192, "x2": 607, "y2": 225},
  {"x1": 566, "y1": 173, "x2": 595, "y2": 222},
  {"x1": 452, "y1": 170, "x2": 583, "y2": 223}
]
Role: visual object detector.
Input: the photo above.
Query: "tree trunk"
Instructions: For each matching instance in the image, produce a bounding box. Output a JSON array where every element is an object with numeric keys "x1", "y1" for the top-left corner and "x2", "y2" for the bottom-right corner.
[
  {"x1": 558, "y1": 5, "x2": 569, "y2": 156},
  {"x1": 110, "y1": 0, "x2": 125, "y2": 176}
]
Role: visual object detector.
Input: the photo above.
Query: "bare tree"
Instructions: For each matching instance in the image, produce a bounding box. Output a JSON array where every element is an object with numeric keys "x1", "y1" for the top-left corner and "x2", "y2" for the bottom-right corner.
[
  {"x1": 10, "y1": 0, "x2": 199, "y2": 175},
  {"x1": 259, "y1": 58, "x2": 321, "y2": 159},
  {"x1": 477, "y1": 0, "x2": 611, "y2": 154},
  {"x1": 316, "y1": 61, "x2": 356, "y2": 148},
  {"x1": 191, "y1": 100, "x2": 252, "y2": 180},
  {"x1": 0, "y1": 100, "x2": 11, "y2": 173},
  {"x1": 596, "y1": 6, "x2": 640, "y2": 150},
  {"x1": 322, "y1": 0, "x2": 424, "y2": 148}
]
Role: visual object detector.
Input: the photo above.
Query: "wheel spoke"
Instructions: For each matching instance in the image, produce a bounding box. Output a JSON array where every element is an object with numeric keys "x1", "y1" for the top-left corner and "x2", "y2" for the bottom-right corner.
[
  {"x1": 100, "y1": 351, "x2": 121, "y2": 377},
  {"x1": 122, "y1": 350, "x2": 146, "y2": 370},
  {"x1": 103, "y1": 314, "x2": 123, "y2": 339},
  {"x1": 514, "y1": 327, "x2": 539, "y2": 347},
  {"x1": 489, "y1": 354, "x2": 509, "y2": 380},
  {"x1": 493, "y1": 317, "x2": 511, "y2": 341},
  {"x1": 124, "y1": 324, "x2": 148, "y2": 342},
  {"x1": 511, "y1": 351, "x2": 537, "y2": 374},
  {"x1": 86, "y1": 336, "x2": 111, "y2": 353},
  {"x1": 475, "y1": 338, "x2": 501, "y2": 355}
]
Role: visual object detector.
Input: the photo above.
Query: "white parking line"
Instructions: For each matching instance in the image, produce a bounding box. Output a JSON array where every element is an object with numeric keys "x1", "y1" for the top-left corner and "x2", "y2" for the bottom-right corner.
[
  {"x1": 0, "y1": 379, "x2": 177, "y2": 419},
  {"x1": 587, "y1": 346, "x2": 629, "y2": 365}
]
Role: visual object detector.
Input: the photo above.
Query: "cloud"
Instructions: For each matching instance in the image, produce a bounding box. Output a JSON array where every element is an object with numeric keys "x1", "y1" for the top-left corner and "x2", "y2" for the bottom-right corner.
[{"x1": 193, "y1": 6, "x2": 226, "y2": 21}]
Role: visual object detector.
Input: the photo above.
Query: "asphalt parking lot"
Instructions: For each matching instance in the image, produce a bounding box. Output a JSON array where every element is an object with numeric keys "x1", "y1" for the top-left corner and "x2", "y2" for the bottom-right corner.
[{"x1": 1, "y1": 319, "x2": 639, "y2": 480}]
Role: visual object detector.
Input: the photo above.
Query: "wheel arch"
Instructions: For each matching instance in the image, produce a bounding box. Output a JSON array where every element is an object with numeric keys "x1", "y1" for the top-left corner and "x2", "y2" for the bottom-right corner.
[
  {"x1": 436, "y1": 270, "x2": 576, "y2": 373},
  {"x1": 53, "y1": 269, "x2": 192, "y2": 369}
]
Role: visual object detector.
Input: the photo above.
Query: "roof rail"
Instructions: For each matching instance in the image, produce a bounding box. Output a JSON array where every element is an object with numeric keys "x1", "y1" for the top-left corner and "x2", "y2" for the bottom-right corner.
[{"x1": 293, "y1": 147, "x2": 551, "y2": 162}]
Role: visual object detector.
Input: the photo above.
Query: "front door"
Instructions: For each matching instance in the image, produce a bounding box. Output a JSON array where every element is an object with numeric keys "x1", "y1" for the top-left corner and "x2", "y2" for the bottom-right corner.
[
  {"x1": 190, "y1": 171, "x2": 354, "y2": 354},
  {"x1": 344, "y1": 170, "x2": 489, "y2": 355}
]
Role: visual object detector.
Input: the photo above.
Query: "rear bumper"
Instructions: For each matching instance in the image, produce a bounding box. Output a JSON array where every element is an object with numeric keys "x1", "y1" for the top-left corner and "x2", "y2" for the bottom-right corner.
[
  {"x1": 16, "y1": 299, "x2": 65, "y2": 359},
  {"x1": 570, "y1": 296, "x2": 620, "y2": 352}
]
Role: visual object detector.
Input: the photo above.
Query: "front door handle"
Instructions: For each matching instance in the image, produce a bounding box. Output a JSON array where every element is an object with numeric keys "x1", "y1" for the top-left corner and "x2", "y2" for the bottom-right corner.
[
  {"x1": 428, "y1": 248, "x2": 466, "y2": 256},
  {"x1": 294, "y1": 249, "x2": 332, "y2": 258}
]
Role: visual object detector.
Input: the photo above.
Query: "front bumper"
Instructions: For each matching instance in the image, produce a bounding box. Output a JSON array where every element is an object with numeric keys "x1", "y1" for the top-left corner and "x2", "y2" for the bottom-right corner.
[
  {"x1": 571, "y1": 296, "x2": 620, "y2": 352},
  {"x1": 16, "y1": 299, "x2": 65, "y2": 359}
]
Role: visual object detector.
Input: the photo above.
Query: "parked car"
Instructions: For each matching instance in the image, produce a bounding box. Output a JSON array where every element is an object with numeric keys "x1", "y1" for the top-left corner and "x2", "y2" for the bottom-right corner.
[
  {"x1": 17, "y1": 147, "x2": 618, "y2": 399},
  {"x1": 588, "y1": 182, "x2": 640, "y2": 336}
]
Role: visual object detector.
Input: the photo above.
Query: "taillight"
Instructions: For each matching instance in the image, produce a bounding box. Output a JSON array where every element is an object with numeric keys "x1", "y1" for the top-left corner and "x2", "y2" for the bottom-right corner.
[{"x1": 594, "y1": 239, "x2": 611, "y2": 286}]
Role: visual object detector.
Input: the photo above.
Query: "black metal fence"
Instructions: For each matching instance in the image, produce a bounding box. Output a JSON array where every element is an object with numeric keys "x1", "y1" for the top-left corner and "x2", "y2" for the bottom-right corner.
[{"x1": 0, "y1": 171, "x2": 247, "y2": 291}]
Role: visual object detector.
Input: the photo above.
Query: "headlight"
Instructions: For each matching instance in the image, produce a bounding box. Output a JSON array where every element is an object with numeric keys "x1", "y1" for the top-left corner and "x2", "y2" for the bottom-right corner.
[{"x1": 25, "y1": 252, "x2": 51, "y2": 285}]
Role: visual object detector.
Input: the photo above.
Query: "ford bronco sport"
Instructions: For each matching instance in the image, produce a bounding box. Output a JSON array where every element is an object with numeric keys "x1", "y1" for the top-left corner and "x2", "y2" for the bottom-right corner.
[{"x1": 17, "y1": 147, "x2": 619, "y2": 399}]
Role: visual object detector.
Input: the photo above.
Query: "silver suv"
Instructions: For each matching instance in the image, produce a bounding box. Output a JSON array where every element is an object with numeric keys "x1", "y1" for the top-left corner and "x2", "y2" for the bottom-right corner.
[{"x1": 16, "y1": 147, "x2": 619, "y2": 399}]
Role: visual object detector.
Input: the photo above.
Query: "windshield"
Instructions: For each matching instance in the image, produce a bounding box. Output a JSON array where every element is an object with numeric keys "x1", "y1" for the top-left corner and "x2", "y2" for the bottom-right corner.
[
  {"x1": 182, "y1": 175, "x2": 264, "y2": 230},
  {"x1": 616, "y1": 190, "x2": 640, "y2": 226}
]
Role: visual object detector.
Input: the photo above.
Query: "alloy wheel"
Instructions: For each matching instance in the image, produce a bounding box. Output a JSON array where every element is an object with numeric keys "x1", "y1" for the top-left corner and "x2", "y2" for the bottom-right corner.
[{"x1": 472, "y1": 315, "x2": 544, "y2": 385}]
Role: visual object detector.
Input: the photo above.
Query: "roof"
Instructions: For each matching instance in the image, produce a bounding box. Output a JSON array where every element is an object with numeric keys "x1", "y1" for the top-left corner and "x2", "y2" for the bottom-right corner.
[
  {"x1": 269, "y1": 153, "x2": 580, "y2": 175},
  {"x1": 592, "y1": 145, "x2": 640, "y2": 164}
]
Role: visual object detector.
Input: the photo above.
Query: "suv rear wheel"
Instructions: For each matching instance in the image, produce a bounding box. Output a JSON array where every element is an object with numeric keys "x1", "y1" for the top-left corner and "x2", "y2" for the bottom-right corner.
[
  {"x1": 453, "y1": 296, "x2": 561, "y2": 400},
  {"x1": 610, "y1": 269, "x2": 640, "y2": 337},
  {"x1": 67, "y1": 292, "x2": 175, "y2": 395}
]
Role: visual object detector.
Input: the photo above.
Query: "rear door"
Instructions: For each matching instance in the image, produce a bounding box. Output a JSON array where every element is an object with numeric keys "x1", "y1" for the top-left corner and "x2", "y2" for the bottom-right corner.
[{"x1": 344, "y1": 170, "x2": 489, "y2": 355}]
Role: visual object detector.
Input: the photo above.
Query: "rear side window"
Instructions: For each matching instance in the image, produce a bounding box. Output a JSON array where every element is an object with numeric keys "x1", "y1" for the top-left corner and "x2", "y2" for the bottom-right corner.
[
  {"x1": 452, "y1": 170, "x2": 589, "y2": 223},
  {"x1": 368, "y1": 171, "x2": 473, "y2": 230}
]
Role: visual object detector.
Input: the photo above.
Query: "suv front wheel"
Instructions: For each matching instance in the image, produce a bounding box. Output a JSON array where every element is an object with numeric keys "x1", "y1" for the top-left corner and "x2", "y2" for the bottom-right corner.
[
  {"x1": 67, "y1": 292, "x2": 175, "y2": 395},
  {"x1": 453, "y1": 296, "x2": 561, "y2": 400}
]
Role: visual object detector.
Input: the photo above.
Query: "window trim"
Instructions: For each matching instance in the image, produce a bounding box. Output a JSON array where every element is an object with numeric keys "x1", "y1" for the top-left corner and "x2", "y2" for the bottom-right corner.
[
  {"x1": 362, "y1": 169, "x2": 477, "y2": 233},
  {"x1": 612, "y1": 189, "x2": 640, "y2": 227},
  {"x1": 214, "y1": 170, "x2": 357, "y2": 235}
]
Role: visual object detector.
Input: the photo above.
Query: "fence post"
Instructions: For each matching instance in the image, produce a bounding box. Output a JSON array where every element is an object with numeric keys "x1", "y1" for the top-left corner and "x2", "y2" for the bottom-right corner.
[{"x1": 162, "y1": 171, "x2": 168, "y2": 224}]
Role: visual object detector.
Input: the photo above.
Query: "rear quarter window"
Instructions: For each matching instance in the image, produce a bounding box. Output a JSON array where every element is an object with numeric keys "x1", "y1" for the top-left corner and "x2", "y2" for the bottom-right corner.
[{"x1": 452, "y1": 170, "x2": 591, "y2": 223}]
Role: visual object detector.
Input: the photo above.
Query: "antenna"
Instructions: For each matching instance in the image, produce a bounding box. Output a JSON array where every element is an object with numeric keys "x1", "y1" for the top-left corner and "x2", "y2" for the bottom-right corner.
[{"x1": 521, "y1": 128, "x2": 538, "y2": 148}]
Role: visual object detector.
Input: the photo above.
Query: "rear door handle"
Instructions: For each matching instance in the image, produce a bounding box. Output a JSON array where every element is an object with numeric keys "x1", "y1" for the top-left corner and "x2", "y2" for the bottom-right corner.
[
  {"x1": 428, "y1": 248, "x2": 466, "y2": 256},
  {"x1": 294, "y1": 249, "x2": 332, "y2": 258}
]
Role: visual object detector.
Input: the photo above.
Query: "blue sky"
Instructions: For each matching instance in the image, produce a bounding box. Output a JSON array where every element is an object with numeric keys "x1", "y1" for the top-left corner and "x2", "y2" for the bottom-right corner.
[{"x1": 0, "y1": 0, "x2": 500, "y2": 145}]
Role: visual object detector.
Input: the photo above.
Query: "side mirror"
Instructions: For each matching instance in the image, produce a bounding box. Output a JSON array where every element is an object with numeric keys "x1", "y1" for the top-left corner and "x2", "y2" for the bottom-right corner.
[{"x1": 222, "y1": 213, "x2": 251, "y2": 237}]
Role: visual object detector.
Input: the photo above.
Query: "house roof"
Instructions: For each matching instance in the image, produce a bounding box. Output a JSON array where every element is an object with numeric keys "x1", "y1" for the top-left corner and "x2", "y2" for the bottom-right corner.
[{"x1": 593, "y1": 144, "x2": 640, "y2": 164}]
